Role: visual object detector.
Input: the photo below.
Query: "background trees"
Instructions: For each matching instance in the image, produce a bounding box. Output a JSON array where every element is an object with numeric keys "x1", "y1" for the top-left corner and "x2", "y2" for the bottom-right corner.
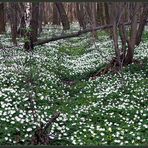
[
  {"x1": 0, "y1": 3, "x2": 5, "y2": 34},
  {"x1": 55, "y1": 2, "x2": 70, "y2": 30},
  {"x1": 30, "y1": 2, "x2": 39, "y2": 42},
  {"x1": 0, "y1": 2, "x2": 148, "y2": 65},
  {"x1": 108, "y1": 2, "x2": 148, "y2": 65}
]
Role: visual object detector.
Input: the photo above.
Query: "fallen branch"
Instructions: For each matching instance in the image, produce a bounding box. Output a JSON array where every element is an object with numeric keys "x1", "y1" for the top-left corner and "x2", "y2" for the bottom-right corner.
[
  {"x1": 33, "y1": 22, "x2": 131, "y2": 46},
  {"x1": 31, "y1": 112, "x2": 60, "y2": 145},
  {"x1": 43, "y1": 112, "x2": 60, "y2": 133},
  {"x1": 90, "y1": 54, "x2": 124, "y2": 80}
]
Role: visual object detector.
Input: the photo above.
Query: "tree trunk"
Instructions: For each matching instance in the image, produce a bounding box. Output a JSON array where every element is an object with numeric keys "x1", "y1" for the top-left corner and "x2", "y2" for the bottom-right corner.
[
  {"x1": 55, "y1": 2, "x2": 70, "y2": 30},
  {"x1": 24, "y1": 2, "x2": 39, "y2": 51},
  {"x1": 85, "y1": 2, "x2": 91, "y2": 21},
  {"x1": 104, "y1": 3, "x2": 110, "y2": 25},
  {"x1": 8, "y1": 3, "x2": 18, "y2": 45},
  {"x1": 67, "y1": 3, "x2": 73, "y2": 23},
  {"x1": 119, "y1": 23, "x2": 127, "y2": 54},
  {"x1": 43, "y1": 2, "x2": 49, "y2": 25},
  {"x1": 98, "y1": 3, "x2": 104, "y2": 25},
  {"x1": 17, "y1": 3, "x2": 26, "y2": 37},
  {"x1": 30, "y1": 2, "x2": 39, "y2": 42},
  {"x1": 52, "y1": 3, "x2": 60, "y2": 25},
  {"x1": 136, "y1": 4, "x2": 148, "y2": 46},
  {"x1": 91, "y1": 2, "x2": 97, "y2": 38},
  {"x1": 125, "y1": 3, "x2": 139, "y2": 65},
  {"x1": 104, "y1": 3, "x2": 113, "y2": 38},
  {"x1": 76, "y1": 3, "x2": 86, "y2": 29},
  {"x1": 18, "y1": 16, "x2": 26, "y2": 36},
  {"x1": 0, "y1": 3, "x2": 5, "y2": 34},
  {"x1": 38, "y1": 3, "x2": 44, "y2": 34}
]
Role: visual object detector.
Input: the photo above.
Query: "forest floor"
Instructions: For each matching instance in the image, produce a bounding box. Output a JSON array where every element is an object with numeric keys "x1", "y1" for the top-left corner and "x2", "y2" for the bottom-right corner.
[{"x1": 0, "y1": 24, "x2": 148, "y2": 145}]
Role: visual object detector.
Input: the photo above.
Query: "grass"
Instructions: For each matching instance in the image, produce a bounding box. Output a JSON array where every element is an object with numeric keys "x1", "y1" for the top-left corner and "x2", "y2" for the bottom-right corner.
[{"x1": 0, "y1": 24, "x2": 148, "y2": 145}]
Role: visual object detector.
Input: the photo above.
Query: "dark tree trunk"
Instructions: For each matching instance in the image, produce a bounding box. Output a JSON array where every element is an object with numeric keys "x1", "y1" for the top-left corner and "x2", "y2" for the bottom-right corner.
[
  {"x1": 85, "y1": 2, "x2": 92, "y2": 20},
  {"x1": 108, "y1": 3, "x2": 121, "y2": 68},
  {"x1": 119, "y1": 23, "x2": 127, "y2": 54},
  {"x1": 17, "y1": 3, "x2": 26, "y2": 37},
  {"x1": 17, "y1": 16, "x2": 26, "y2": 37},
  {"x1": 38, "y1": 3, "x2": 44, "y2": 34},
  {"x1": 98, "y1": 3, "x2": 104, "y2": 25},
  {"x1": 71, "y1": 3, "x2": 75, "y2": 23},
  {"x1": 91, "y1": 2, "x2": 97, "y2": 38},
  {"x1": 55, "y1": 2, "x2": 70, "y2": 30},
  {"x1": 104, "y1": 3, "x2": 110, "y2": 25},
  {"x1": 52, "y1": 3, "x2": 60, "y2": 25},
  {"x1": 67, "y1": 3, "x2": 73, "y2": 23},
  {"x1": 8, "y1": 3, "x2": 18, "y2": 45},
  {"x1": 96, "y1": 3, "x2": 100, "y2": 26},
  {"x1": 76, "y1": 3, "x2": 85, "y2": 29},
  {"x1": 124, "y1": 3, "x2": 139, "y2": 65},
  {"x1": 24, "y1": 2, "x2": 39, "y2": 51},
  {"x1": 43, "y1": 2, "x2": 49, "y2": 25},
  {"x1": 0, "y1": 3, "x2": 5, "y2": 34},
  {"x1": 104, "y1": 3, "x2": 112, "y2": 38},
  {"x1": 30, "y1": 2, "x2": 39, "y2": 42},
  {"x1": 136, "y1": 4, "x2": 148, "y2": 46}
]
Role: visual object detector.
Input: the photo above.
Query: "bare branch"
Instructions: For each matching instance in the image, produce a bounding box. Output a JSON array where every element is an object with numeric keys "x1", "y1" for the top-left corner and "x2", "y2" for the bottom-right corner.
[{"x1": 34, "y1": 22, "x2": 132, "y2": 47}]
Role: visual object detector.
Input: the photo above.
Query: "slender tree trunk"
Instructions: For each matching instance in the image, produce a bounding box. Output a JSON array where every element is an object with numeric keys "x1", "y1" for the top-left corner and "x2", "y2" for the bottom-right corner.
[
  {"x1": 99, "y1": 3, "x2": 104, "y2": 25},
  {"x1": 38, "y1": 3, "x2": 44, "y2": 34},
  {"x1": 119, "y1": 23, "x2": 127, "y2": 55},
  {"x1": 125, "y1": 3, "x2": 139, "y2": 64},
  {"x1": 91, "y1": 2, "x2": 97, "y2": 38},
  {"x1": 55, "y1": 2, "x2": 70, "y2": 30},
  {"x1": 104, "y1": 3, "x2": 110, "y2": 25},
  {"x1": 76, "y1": 3, "x2": 86, "y2": 29},
  {"x1": 52, "y1": 3, "x2": 60, "y2": 25},
  {"x1": 112, "y1": 20, "x2": 121, "y2": 67},
  {"x1": 30, "y1": 2, "x2": 39, "y2": 42},
  {"x1": 8, "y1": 3, "x2": 18, "y2": 45},
  {"x1": 85, "y1": 2, "x2": 91, "y2": 20},
  {"x1": 104, "y1": 3, "x2": 113, "y2": 37},
  {"x1": 17, "y1": 3, "x2": 26, "y2": 37},
  {"x1": 67, "y1": 3, "x2": 73, "y2": 23},
  {"x1": 0, "y1": 3, "x2": 5, "y2": 34},
  {"x1": 136, "y1": 4, "x2": 148, "y2": 46},
  {"x1": 43, "y1": 2, "x2": 49, "y2": 25},
  {"x1": 24, "y1": 2, "x2": 39, "y2": 51}
]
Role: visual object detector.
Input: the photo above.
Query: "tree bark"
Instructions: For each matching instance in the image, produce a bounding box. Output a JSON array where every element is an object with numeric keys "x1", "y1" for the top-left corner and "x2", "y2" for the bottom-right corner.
[
  {"x1": 43, "y1": 2, "x2": 49, "y2": 25},
  {"x1": 38, "y1": 3, "x2": 44, "y2": 34},
  {"x1": 136, "y1": 4, "x2": 148, "y2": 46},
  {"x1": 91, "y1": 2, "x2": 97, "y2": 38},
  {"x1": 8, "y1": 3, "x2": 18, "y2": 45},
  {"x1": 76, "y1": 3, "x2": 86, "y2": 29},
  {"x1": 24, "y1": 2, "x2": 39, "y2": 51},
  {"x1": 125, "y1": 3, "x2": 139, "y2": 64},
  {"x1": 55, "y1": 2, "x2": 70, "y2": 30},
  {"x1": 30, "y1": 2, "x2": 39, "y2": 42},
  {"x1": 98, "y1": 3, "x2": 104, "y2": 25},
  {"x1": 104, "y1": 3, "x2": 110, "y2": 25},
  {"x1": 0, "y1": 3, "x2": 5, "y2": 34},
  {"x1": 109, "y1": 3, "x2": 121, "y2": 67},
  {"x1": 17, "y1": 3, "x2": 26, "y2": 37},
  {"x1": 52, "y1": 3, "x2": 60, "y2": 25}
]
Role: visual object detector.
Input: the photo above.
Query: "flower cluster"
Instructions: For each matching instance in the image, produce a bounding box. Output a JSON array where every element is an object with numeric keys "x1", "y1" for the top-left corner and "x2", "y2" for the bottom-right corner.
[{"x1": 0, "y1": 24, "x2": 147, "y2": 145}]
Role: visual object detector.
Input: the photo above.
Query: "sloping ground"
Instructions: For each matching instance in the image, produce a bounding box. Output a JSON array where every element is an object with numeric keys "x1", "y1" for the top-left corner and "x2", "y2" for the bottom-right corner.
[{"x1": 0, "y1": 25, "x2": 148, "y2": 145}]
